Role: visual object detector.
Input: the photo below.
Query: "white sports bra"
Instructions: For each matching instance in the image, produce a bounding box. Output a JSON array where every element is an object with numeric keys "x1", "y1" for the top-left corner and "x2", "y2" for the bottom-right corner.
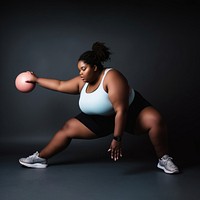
[{"x1": 79, "y1": 68, "x2": 135, "y2": 115}]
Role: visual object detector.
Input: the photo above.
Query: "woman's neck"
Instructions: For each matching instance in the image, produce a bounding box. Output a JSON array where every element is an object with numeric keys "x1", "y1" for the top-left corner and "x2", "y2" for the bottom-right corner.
[{"x1": 89, "y1": 69, "x2": 104, "y2": 85}]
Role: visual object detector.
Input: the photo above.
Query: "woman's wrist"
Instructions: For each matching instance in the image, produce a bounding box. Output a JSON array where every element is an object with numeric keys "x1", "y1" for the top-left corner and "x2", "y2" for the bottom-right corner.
[{"x1": 113, "y1": 136, "x2": 122, "y2": 142}]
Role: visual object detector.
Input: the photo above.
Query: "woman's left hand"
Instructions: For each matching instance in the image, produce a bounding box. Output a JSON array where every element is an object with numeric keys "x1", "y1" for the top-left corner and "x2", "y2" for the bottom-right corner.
[{"x1": 108, "y1": 139, "x2": 123, "y2": 161}]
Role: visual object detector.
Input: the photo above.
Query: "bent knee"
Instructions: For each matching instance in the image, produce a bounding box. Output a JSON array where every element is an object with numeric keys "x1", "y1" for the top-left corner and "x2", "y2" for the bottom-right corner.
[
  {"x1": 137, "y1": 107, "x2": 165, "y2": 130},
  {"x1": 62, "y1": 118, "x2": 75, "y2": 129},
  {"x1": 61, "y1": 118, "x2": 79, "y2": 138}
]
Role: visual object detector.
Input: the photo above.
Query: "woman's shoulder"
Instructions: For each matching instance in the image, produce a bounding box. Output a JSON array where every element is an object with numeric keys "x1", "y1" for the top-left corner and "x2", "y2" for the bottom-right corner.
[
  {"x1": 71, "y1": 75, "x2": 86, "y2": 92},
  {"x1": 104, "y1": 68, "x2": 128, "y2": 84},
  {"x1": 105, "y1": 68, "x2": 127, "y2": 79}
]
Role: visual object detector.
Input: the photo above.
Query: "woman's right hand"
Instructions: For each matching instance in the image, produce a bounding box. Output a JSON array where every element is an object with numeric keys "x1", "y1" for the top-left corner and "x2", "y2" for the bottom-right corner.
[{"x1": 26, "y1": 71, "x2": 38, "y2": 83}]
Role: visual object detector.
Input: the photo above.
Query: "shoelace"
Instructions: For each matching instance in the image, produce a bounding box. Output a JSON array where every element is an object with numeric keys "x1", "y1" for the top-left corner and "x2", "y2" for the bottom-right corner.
[
  {"x1": 27, "y1": 152, "x2": 38, "y2": 159},
  {"x1": 165, "y1": 156, "x2": 173, "y2": 161},
  {"x1": 165, "y1": 157, "x2": 177, "y2": 169}
]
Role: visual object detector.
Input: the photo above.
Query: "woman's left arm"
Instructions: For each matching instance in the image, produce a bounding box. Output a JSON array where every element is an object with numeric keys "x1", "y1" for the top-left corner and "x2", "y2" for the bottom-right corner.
[{"x1": 105, "y1": 70, "x2": 130, "y2": 161}]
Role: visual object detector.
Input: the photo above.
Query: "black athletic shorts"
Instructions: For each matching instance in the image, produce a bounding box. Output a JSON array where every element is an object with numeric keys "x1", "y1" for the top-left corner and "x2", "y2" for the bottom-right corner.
[{"x1": 75, "y1": 90, "x2": 152, "y2": 137}]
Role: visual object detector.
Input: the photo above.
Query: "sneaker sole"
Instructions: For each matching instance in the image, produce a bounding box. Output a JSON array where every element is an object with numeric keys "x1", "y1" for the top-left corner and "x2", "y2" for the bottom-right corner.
[
  {"x1": 157, "y1": 163, "x2": 179, "y2": 174},
  {"x1": 19, "y1": 160, "x2": 47, "y2": 169}
]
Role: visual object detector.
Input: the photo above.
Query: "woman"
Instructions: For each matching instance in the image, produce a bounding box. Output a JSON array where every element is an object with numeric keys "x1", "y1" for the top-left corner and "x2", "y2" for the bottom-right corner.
[{"x1": 19, "y1": 42, "x2": 179, "y2": 174}]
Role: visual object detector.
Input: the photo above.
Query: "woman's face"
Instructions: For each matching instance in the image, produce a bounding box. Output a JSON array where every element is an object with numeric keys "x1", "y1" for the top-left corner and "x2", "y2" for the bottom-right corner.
[{"x1": 78, "y1": 60, "x2": 96, "y2": 83}]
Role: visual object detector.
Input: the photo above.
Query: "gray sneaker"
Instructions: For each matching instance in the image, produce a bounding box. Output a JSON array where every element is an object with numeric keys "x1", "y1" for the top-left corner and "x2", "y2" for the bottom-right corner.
[
  {"x1": 157, "y1": 155, "x2": 179, "y2": 174},
  {"x1": 19, "y1": 152, "x2": 48, "y2": 168}
]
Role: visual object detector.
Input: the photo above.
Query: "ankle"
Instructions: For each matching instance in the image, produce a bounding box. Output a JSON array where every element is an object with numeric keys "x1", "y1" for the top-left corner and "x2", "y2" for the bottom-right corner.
[
  {"x1": 38, "y1": 152, "x2": 46, "y2": 159},
  {"x1": 157, "y1": 152, "x2": 170, "y2": 159}
]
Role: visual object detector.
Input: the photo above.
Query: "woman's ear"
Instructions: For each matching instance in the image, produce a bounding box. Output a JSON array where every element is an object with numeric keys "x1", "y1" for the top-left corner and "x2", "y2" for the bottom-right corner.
[{"x1": 94, "y1": 65, "x2": 98, "y2": 71}]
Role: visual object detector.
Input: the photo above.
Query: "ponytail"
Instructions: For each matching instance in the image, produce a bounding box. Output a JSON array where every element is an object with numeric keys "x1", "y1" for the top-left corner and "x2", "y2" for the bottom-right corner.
[{"x1": 78, "y1": 42, "x2": 111, "y2": 70}]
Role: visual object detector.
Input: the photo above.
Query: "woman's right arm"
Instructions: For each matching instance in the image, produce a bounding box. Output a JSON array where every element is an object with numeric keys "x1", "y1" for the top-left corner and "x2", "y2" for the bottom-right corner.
[{"x1": 28, "y1": 72, "x2": 83, "y2": 94}]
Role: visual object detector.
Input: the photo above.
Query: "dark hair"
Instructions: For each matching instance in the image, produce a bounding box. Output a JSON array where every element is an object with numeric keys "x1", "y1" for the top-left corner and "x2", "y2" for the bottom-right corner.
[{"x1": 78, "y1": 42, "x2": 111, "y2": 71}]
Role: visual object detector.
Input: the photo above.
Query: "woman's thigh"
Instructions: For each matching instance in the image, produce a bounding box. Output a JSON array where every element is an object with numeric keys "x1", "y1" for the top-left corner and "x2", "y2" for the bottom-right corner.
[
  {"x1": 126, "y1": 106, "x2": 163, "y2": 134},
  {"x1": 61, "y1": 118, "x2": 98, "y2": 139}
]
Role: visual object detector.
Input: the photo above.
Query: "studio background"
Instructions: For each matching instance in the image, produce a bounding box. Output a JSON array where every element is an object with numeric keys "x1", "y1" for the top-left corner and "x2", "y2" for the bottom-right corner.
[{"x1": 0, "y1": 0, "x2": 200, "y2": 155}]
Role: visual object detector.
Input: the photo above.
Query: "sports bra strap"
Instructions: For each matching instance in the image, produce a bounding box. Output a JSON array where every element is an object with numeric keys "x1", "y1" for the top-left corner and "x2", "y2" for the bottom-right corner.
[{"x1": 100, "y1": 68, "x2": 113, "y2": 86}]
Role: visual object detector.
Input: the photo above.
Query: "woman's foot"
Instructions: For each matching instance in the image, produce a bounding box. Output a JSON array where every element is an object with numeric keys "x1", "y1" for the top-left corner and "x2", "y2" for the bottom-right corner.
[
  {"x1": 19, "y1": 152, "x2": 48, "y2": 168},
  {"x1": 157, "y1": 155, "x2": 179, "y2": 174}
]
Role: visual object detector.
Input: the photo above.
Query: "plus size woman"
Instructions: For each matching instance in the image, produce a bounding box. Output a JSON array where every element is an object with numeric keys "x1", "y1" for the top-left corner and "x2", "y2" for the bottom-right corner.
[{"x1": 19, "y1": 42, "x2": 179, "y2": 174}]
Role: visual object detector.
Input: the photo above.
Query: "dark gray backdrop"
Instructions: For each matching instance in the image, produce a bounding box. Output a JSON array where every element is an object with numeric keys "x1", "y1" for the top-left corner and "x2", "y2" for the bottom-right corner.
[{"x1": 1, "y1": 1, "x2": 200, "y2": 146}]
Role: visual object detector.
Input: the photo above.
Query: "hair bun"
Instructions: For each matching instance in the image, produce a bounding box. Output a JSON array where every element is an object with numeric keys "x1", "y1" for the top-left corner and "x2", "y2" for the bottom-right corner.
[
  {"x1": 91, "y1": 41, "x2": 111, "y2": 63},
  {"x1": 92, "y1": 42, "x2": 104, "y2": 52}
]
